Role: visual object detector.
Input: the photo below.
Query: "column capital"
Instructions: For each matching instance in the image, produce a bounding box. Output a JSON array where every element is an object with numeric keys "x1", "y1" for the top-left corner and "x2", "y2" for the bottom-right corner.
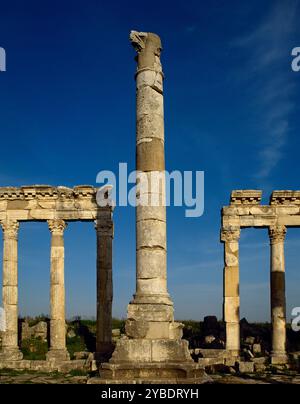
[
  {"x1": 130, "y1": 31, "x2": 163, "y2": 74},
  {"x1": 48, "y1": 219, "x2": 67, "y2": 235},
  {"x1": 0, "y1": 219, "x2": 19, "y2": 240},
  {"x1": 269, "y1": 225, "x2": 286, "y2": 244},
  {"x1": 221, "y1": 226, "x2": 240, "y2": 243},
  {"x1": 95, "y1": 220, "x2": 114, "y2": 237}
]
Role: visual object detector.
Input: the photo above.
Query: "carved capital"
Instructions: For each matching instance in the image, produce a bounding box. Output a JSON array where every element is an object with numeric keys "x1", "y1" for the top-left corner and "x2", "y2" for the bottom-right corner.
[
  {"x1": 0, "y1": 219, "x2": 19, "y2": 240},
  {"x1": 221, "y1": 227, "x2": 240, "y2": 243},
  {"x1": 48, "y1": 219, "x2": 67, "y2": 235},
  {"x1": 269, "y1": 225, "x2": 286, "y2": 244},
  {"x1": 95, "y1": 220, "x2": 114, "y2": 237},
  {"x1": 130, "y1": 30, "x2": 162, "y2": 72}
]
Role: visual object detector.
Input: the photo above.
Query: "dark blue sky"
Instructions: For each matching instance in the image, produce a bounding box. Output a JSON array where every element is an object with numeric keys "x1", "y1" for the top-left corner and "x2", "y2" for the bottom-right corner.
[{"x1": 0, "y1": 0, "x2": 299, "y2": 321}]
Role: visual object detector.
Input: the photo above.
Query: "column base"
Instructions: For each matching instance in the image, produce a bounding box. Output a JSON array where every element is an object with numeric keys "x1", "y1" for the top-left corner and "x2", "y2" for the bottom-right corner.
[
  {"x1": 91, "y1": 337, "x2": 209, "y2": 383},
  {"x1": 89, "y1": 362, "x2": 210, "y2": 384},
  {"x1": 110, "y1": 337, "x2": 193, "y2": 364},
  {"x1": 271, "y1": 352, "x2": 288, "y2": 365},
  {"x1": 46, "y1": 349, "x2": 70, "y2": 362},
  {"x1": 0, "y1": 348, "x2": 23, "y2": 361}
]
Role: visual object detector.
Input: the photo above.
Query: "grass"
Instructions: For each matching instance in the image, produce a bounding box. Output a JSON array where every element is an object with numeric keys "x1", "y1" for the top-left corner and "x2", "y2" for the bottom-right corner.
[
  {"x1": 74, "y1": 318, "x2": 125, "y2": 333},
  {"x1": 20, "y1": 337, "x2": 48, "y2": 360},
  {"x1": 112, "y1": 318, "x2": 125, "y2": 333},
  {"x1": 68, "y1": 369, "x2": 89, "y2": 377},
  {"x1": 66, "y1": 336, "x2": 88, "y2": 359},
  {"x1": 0, "y1": 368, "x2": 51, "y2": 376}
]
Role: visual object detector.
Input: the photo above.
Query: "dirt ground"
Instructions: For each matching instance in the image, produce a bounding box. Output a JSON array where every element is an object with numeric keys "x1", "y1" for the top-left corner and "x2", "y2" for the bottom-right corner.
[{"x1": 1, "y1": 369, "x2": 300, "y2": 384}]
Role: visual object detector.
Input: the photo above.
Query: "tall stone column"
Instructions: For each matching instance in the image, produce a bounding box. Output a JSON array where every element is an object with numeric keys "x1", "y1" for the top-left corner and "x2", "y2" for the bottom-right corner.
[
  {"x1": 221, "y1": 226, "x2": 240, "y2": 357},
  {"x1": 95, "y1": 216, "x2": 113, "y2": 359},
  {"x1": 0, "y1": 219, "x2": 23, "y2": 360},
  {"x1": 46, "y1": 219, "x2": 69, "y2": 361},
  {"x1": 125, "y1": 30, "x2": 177, "y2": 339},
  {"x1": 269, "y1": 225, "x2": 288, "y2": 365}
]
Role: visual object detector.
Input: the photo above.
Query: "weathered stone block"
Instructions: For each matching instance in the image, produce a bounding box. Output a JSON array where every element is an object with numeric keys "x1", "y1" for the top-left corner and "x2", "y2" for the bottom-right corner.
[
  {"x1": 224, "y1": 297, "x2": 240, "y2": 322},
  {"x1": 238, "y1": 361, "x2": 254, "y2": 373},
  {"x1": 224, "y1": 266, "x2": 239, "y2": 297},
  {"x1": 127, "y1": 302, "x2": 173, "y2": 322},
  {"x1": 136, "y1": 69, "x2": 163, "y2": 92},
  {"x1": 137, "y1": 115, "x2": 164, "y2": 141},
  {"x1": 253, "y1": 343, "x2": 262, "y2": 354},
  {"x1": 150, "y1": 339, "x2": 192, "y2": 363},
  {"x1": 136, "y1": 248, "x2": 166, "y2": 279},
  {"x1": 136, "y1": 86, "x2": 163, "y2": 117},
  {"x1": 136, "y1": 219, "x2": 166, "y2": 249},
  {"x1": 136, "y1": 278, "x2": 167, "y2": 295},
  {"x1": 136, "y1": 139, "x2": 165, "y2": 172},
  {"x1": 136, "y1": 205, "x2": 166, "y2": 222},
  {"x1": 2, "y1": 286, "x2": 17, "y2": 305}
]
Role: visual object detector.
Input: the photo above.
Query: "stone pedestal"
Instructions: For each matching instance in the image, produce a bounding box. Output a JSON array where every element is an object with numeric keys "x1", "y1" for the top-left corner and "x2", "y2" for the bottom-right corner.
[
  {"x1": 0, "y1": 220, "x2": 23, "y2": 361},
  {"x1": 91, "y1": 362, "x2": 208, "y2": 384},
  {"x1": 93, "y1": 31, "x2": 206, "y2": 383},
  {"x1": 46, "y1": 219, "x2": 70, "y2": 362},
  {"x1": 269, "y1": 225, "x2": 288, "y2": 365},
  {"x1": 221, "y1": 226, "x2": 240, "y2": 358}
]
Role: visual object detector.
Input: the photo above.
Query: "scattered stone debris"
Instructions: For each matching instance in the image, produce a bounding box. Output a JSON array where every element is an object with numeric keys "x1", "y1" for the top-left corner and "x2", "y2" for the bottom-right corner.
[
  {"x1": 67, "y1": 329, "x2": 76, "y2": 339},
  {"x1": 21, "y1": 321, "x2": 48, "y2": 342}
]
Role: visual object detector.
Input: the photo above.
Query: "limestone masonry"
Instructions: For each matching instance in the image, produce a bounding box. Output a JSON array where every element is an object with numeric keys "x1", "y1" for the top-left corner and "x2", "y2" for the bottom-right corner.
[
  {"x1": 91, "y1": 31, "x2": 207, "y2": 383},
  {"x1": 0, "y1": 32, "x2": 299, "y2": 380},
  {"x1": 221, "y1": 189, "x2": 300, "y2": 365},
  {"x1": 0, "y1": 186, "x2": 113, "y2": 370}
]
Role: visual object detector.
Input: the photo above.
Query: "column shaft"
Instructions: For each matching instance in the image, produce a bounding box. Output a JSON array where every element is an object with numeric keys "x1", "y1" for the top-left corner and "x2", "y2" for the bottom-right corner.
[
  {"x1": 123, "y1": 30, "x2": 184, "y2": 342},
  {"x1": 96, "y1": 218, "x2": 113, "y2": 358},
  {"x1": 0, "y1": 219, "x2": 22, "y2": 360},
  {"x1": 221, "y1": 227, "x2": 240, "y2": 356},
  {"x1": 47, "y1": 219, "x2": 69, "y2": 361},
  {"x1": 269, "y1": 225, "x2": 287, "y2": 364},
  {"x1": 133, "y1": 32, "x2": 170, "y2": 306},
  {"x1": 94, "y1": 31, "x2": 195, "y2": 369}
]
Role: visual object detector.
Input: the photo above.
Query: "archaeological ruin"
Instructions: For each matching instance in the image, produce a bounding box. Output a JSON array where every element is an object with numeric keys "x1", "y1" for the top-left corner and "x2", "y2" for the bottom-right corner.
[
  {"x1": 221, "y1": 190, "x2": 300, "y2": 365},
  {"x1": 90, "y1": 30, "x2": 207, "y2": 383},
  {"x1": 0, "y1": 185, "x2": 113, "y2": 371},
  {"x1": 0, "y1": 31, "x2": 299, "y2": 381}
]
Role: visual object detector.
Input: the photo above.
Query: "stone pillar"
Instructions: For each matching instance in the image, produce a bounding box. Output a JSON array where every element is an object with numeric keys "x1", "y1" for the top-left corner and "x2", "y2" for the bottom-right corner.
[
  {"x1": 97, "y1": 33, "x2": 203, "y2": 381},
  {"x1": 125, "y1": 30, "x2": 178, "y2": 342},
  {"x1": 0, "y1": 219, "x2": 23, "y2": 360},
  {"x1": 95, "y1": 216, "x2": 113, "y2": 359},
  {"x1": 221, "y1": 226, "x2": 240, "y2": 357},
  {"x1": 46, "y1": 219, "x2": 69, "y2": 361},
  {"x1": 269, "y1": 225, "x2": 288, "y2": 365},
  {"x1": 132, "y1": 31, "x2": 169, "y2": 307}
]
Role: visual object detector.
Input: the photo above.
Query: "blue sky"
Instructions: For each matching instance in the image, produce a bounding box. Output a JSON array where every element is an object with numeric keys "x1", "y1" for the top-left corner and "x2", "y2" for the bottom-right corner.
[{"x1": 0, "y1": 0, "x2": 299, "y2": 321}]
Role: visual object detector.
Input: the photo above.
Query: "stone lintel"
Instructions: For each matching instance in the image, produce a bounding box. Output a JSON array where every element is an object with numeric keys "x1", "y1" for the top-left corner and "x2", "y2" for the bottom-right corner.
[
  {"x1": 223, "y1": 213, "x2": 300, "y2": 228},
  {"x1": 0, "y1": 185, "x2": 113, "y2": 221},
  {"x1": 0, "y1": 185, "x2": 102, "y2": 201},
  {"x1": 239, "y1": 216, "x2": 277, "y2": 228}
]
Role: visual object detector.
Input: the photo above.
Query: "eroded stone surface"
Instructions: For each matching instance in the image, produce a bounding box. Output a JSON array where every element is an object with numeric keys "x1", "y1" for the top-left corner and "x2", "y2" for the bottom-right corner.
[
  {"x1": 221, "y1": 189, "x2": 300, "y2": 364},
  {"x1": 0, "y1": 186, "x2": 113, "y2": 367}
]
